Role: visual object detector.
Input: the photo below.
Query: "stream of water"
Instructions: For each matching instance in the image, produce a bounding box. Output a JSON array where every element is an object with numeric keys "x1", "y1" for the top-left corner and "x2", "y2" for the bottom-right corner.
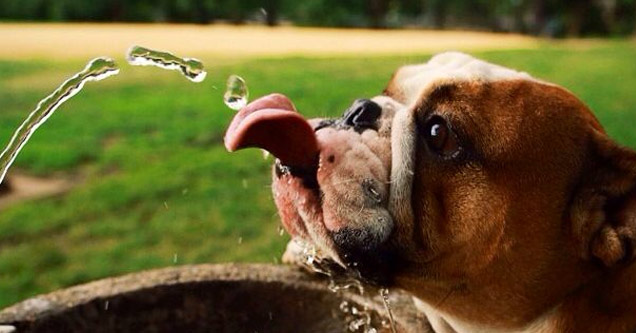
[
  {"x1": 126, "y1": 45, "x2": 206, "y2": 82},
  {"x1": 0, "y1": 57, "x2": 119, "y2": 185}
]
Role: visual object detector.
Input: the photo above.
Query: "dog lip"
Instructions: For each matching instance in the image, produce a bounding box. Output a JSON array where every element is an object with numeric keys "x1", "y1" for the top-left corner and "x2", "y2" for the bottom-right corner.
[{"x1": 275, "y1": 159, "x2": 320, "y2": 192}]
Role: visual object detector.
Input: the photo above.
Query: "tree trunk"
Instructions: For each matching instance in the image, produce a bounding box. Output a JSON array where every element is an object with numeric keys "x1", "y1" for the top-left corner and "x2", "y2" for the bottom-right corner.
[
  {"x1": 431, "y1": 0, "x2": 447, "y2": 29},
  {"x1": 532, "y1": 0, "x2": 546, "y2": 35},
  {"x1": 264, "y1": 0, "x2": 279, "y2": 26},
  {"x1": 367, "y1": 0, "x2": 389, "y2": 28},
  {"x1": 565, "y1": 0, "x2": 590, "y2": 37}
]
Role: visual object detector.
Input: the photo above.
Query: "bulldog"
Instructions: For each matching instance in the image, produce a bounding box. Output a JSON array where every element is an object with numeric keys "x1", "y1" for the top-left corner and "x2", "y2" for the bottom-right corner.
[{"x1": 224, "y1": 52, "x2": 636, "y2": 332}]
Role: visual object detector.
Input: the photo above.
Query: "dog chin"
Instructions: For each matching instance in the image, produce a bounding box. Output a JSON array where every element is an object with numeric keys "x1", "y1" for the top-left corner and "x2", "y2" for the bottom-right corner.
[
  {"x1": 282, "y1": 233, "x2": 397, "y2": 287},
  {"x1": 273, "y1": 169, "x2": 397, "y2": 286}
]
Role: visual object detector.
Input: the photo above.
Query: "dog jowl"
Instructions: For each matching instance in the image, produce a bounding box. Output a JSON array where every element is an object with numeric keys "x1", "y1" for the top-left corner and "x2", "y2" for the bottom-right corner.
[{"x1": 225, "y1": 52, "x2": 636, "y2": 333}]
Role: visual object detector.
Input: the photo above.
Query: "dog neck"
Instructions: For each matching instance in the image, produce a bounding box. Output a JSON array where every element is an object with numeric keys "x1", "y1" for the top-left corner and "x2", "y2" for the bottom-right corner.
[
  {"x1": 412, "y1": 262, "x2": 636, "y2": 333},
  {"x1": 412, "y1": 297, "x2": 560, "y2": 333}
]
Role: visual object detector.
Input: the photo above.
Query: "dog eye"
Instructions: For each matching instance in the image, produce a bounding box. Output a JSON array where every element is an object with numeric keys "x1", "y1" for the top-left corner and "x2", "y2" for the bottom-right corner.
[{"x1": 424, "y1": 116, "x2": 459, "y2": 156}]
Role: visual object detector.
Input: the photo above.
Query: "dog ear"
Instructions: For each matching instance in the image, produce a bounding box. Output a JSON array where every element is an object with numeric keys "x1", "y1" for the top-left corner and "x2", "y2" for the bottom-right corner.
[{"x1": 570, "y1": 130, "x2": 636, "y2": 267}]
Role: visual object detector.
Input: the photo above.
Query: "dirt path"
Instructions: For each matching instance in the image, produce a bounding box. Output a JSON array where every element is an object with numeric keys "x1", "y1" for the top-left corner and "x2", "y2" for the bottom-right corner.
[
  {"x1": 0, "y1": 172, "x2": 75, "y2": 209},
  {"x1": 0, "y1": 23, "x2": 540, "y2": 60}
]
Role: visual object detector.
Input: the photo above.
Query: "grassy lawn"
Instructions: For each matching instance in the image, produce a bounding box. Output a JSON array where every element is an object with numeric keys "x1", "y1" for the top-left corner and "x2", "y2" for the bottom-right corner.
[{"x1": 1, "y1": 41, "x2": 636, "y2": 308}]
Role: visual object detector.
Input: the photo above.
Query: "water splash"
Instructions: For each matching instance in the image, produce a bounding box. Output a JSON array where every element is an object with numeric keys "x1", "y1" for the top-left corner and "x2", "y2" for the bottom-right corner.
[
  {"x1": 0, "y1": 57, "x2": 119, "y2": 185},
  {"x1": 328, "y1": 278, "x2": 364, "y2": 295},
  {"x1": 379, "y1": 288, "x2": 398, "y2": 333},
  {"x1": 293, "y1": 239, "x2": 333, "y2": 276},
  {"x1": 292, "y1": 239, "x2": 398, "y2": 332},
  {"x1": 339, "y1": 300, "x2": 376, "y2": 333},
  {"x1": 126, "y1": 45, "x2": 206, "y2": 82},
  {"x1": 223, "y1": 75, "x2": 248, "y2": 110}
]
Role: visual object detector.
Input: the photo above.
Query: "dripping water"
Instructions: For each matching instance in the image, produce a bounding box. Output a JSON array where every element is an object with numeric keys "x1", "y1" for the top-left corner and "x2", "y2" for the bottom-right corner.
[
  {"x1": 0, "y1": 57, "x2": 119, "y2": 185},
  {"x1": 380, "y1": 288, "x2": 398, "y2": 333}
]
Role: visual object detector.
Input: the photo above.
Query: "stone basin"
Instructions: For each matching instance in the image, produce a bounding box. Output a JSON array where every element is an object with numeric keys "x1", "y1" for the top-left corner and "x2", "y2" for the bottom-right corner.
[{"x1": 0, "y1": 264, "x2": 429, "y2": 332}]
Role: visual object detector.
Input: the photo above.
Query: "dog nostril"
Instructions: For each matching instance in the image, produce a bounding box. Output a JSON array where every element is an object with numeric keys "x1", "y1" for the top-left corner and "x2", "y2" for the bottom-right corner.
[
  {"x1": 327, "y1": 155, "x2": 335, "y2": 163},
  {"x1": 362, "y1": 179, "x2": 382, "y2": 204},
  {"x1": 343, "y1": 99, "x2": 381, "y2": 130}
]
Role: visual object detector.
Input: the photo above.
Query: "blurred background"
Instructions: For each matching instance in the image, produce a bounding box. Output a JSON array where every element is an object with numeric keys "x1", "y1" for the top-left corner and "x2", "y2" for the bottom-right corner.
[
  {"x1": 0, "y1": 0, "x2": 635, "y2": 308},
  {"x1": 2, "y1": 0, "x2": 636, "y2": 36}
]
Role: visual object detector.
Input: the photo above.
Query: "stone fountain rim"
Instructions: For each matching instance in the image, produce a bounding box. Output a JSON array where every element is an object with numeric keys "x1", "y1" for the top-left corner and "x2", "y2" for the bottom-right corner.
[{"x1": 0, "y1": 263, "x2": 428, "y2": 331}]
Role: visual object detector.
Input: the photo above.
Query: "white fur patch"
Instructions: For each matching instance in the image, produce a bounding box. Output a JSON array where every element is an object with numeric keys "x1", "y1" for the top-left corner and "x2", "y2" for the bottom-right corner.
[
  {"x1": 412, "y1": 297, "x2": 559, "y2": 333},
  {"x1": 391, "y1": 51, "x2": 538, "y2": 105},
  {"x1": 388, "y1": 102, "x2": 416, "y2": 230}
]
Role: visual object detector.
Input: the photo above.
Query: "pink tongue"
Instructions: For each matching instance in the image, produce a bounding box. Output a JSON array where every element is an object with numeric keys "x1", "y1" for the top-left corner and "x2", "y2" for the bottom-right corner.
[{"x1": 224, "y1": 93, "x2": 319, "y2": 167}]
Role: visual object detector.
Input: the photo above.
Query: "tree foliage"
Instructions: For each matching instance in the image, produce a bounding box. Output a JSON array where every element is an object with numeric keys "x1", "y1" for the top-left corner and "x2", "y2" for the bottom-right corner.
[{"x1": 0, "y1": 0, "x2": 634, "y2": 36}]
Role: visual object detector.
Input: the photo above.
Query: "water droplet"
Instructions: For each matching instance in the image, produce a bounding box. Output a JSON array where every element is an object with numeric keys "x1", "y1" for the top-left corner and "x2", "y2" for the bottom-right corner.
[
  {"x1": 224, "y1": 75, "x2": 248, "y2": 110},
  {"x1": 173, "y1": 253, "x2": 178, "y2": 264},
  {"x1": 365, "y1": 328, "x2": 377, "y2": 333},
  {"x1": 104, "y1": 300, "x2": 109, "y2": 311},
  {"x1": 262, "y1": 149, "x2": 270, "y2": 160},
  {"x1": 126, "y1": 45, "x2": 206, "y2": 82},
  {"x1": 277, "y1": 225, "x2": 285, "y2": 236},
  {"x1": 238, "y1": 236, "x2": 243, "y2": 244},
  {"x1": 0, "y1": 57, "x2": 119, "y2": 185},
  {"x1": 242, "y1": 179, "x2": 248, "y2": 189},
  {"x1": 163, "y1": 201, "x2": 169, "y2": 209},
  {"x1": 182, "y1": 188, "x2": 189, "y2": 195},
  {"x1": 306, "y1": 254, "x2": 315, "y2": 265},
  {"x1": 339, "y1": 301, "x2": 349, "y2": 313},
  {"x1": 348, "y1": 318, "x2": 366, "y2": 331}
]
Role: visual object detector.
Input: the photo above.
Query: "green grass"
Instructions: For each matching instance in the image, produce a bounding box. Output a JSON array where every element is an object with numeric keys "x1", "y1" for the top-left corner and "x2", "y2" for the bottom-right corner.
[{"x1": 1, "y1": 41, "x2": 636, "y2": 308}]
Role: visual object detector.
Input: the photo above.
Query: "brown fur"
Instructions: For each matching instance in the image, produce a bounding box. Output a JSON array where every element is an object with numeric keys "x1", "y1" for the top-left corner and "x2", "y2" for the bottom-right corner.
[{"x1": 384, "y1": 78, "x2": 636, "y2": 332}]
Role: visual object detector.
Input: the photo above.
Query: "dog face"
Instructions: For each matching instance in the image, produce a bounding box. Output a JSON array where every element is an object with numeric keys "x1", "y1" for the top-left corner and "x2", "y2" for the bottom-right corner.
[
  {"x1": 271, "y1": 96, "x2": 402, "y2": 282},
  {"x1": 225, "y1": 52, "x2": 636, "y2": 330}
]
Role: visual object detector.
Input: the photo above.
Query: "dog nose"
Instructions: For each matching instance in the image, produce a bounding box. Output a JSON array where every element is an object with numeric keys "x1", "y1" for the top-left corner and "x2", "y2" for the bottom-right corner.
[{"x1": 343, "y1": 99, "x2": 381, "y2": 130}]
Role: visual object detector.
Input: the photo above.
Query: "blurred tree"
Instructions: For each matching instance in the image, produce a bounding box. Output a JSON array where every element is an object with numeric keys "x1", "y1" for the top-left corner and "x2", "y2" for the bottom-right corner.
[{"x1": 0, "y1": 0, "x2": 634, "y2": 36}]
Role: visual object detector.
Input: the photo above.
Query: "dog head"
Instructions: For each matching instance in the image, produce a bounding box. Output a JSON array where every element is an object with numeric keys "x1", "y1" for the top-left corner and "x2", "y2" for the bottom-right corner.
[{"x1": 225, "y1": 52, "x2": 636, "y2": 328}]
